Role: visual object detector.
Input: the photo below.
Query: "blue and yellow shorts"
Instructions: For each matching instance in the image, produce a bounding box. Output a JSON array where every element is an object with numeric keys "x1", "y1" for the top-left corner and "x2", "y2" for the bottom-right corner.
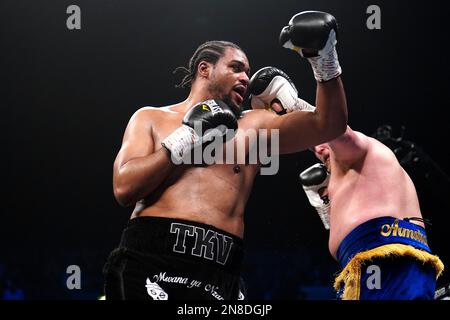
[{"x1": 334, "y1": 217, "x2": 444, "y2": 300}]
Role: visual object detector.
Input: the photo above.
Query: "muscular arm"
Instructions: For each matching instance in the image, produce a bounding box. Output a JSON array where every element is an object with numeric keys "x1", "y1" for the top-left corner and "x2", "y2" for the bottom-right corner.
[
  {"x1": 328, "y1": 126, "x2": 369, "y2": 164},
  {"x1": 113, "y1": 109, "x2": 175, "y2": 207},
  {"x1": 261, "y1": 77, "x2": 348, "y2": 154}
]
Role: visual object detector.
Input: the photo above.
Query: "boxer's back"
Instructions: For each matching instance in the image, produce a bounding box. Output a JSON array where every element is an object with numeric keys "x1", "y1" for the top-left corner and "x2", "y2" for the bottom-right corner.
[{"x1": 328, "y1": 136, "x2": 423, "y2": 258}]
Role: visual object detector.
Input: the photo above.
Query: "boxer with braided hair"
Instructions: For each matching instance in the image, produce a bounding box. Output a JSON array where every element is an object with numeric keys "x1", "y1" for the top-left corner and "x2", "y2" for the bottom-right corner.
[{"x1": 104, "y1": 11, "x2": 348, "y2": 299}]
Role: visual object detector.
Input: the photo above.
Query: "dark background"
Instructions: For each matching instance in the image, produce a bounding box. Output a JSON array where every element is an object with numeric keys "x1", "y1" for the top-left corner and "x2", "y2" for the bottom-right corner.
[{"x1": 1, "y1": 0, "x2": 450, "y2": 299}]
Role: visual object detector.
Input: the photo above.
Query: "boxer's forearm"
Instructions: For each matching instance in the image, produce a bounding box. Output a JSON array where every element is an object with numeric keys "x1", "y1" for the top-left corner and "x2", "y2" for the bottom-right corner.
[
  {"x1": 113, "y1": 148, "x2": 176, "y2": 207},
  {"x1": 314, "y1": 77, "x2": 348, "y2": 142},
  {"x1": 269, "y1": 77, "x2": 347, "y2": 154}
]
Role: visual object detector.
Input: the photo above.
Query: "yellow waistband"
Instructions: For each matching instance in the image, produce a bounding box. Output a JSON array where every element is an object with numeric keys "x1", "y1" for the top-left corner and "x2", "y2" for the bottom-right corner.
[{"x1": 334, "y1": 243, "x2": 444, "y2": 300}]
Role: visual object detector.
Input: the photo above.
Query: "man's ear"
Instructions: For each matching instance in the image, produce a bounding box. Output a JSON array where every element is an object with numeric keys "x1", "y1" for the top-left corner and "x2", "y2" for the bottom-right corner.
[{"x1": 198, "y1": 61, "x2": 212, "y2": 79}]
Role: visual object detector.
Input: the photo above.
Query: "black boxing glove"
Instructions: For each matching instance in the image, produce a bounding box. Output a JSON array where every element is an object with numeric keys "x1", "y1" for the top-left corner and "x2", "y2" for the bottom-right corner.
[
  {"x1": 248, "y1": 66, "x2": 315, "y2": 114},
  {"x1": 280, "y1": 11, "x2": 342, "y2": 82},
  {"x1": 162, "y1": 99, "x2": 238, "y2": 163}
]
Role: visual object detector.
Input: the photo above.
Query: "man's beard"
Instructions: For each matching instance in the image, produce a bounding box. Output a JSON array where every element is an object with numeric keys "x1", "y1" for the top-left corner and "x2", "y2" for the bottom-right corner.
[
  {"x1": 221, "y1": 95, "x2": 242, "y2": 118},
  {"x1": 207, "y1": 82, "x2": 242, "y2": 117}
]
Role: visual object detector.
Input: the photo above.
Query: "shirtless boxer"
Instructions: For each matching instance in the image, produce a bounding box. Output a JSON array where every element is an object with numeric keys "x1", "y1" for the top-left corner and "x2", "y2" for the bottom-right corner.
[
  {"x1": 103, "y1": 11, "x2": 348, "y2": 300},
  {"x1": 300, "y1": 127, "x2": 444, "y2": 299}
]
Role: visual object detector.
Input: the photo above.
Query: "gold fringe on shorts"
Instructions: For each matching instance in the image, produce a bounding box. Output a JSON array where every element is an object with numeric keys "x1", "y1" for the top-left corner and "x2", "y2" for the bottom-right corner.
[{"x1": 333, "y1": 243, "x2": 444, "y2": 300}]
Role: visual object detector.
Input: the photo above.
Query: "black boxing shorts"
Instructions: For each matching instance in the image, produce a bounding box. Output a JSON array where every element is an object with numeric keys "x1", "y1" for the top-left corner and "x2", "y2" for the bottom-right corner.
[{"x1": 103, "y1": 216, "x2": 245, "y2": 300}]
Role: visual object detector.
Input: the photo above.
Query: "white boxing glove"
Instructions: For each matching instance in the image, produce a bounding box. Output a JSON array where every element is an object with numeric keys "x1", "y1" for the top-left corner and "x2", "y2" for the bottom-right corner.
[
  {"x1": 299, "y1": 163, "x2": 331, "y2": 229},
  {"x1": 248, "y1": 66, "x2": 315, "y2": 114}
]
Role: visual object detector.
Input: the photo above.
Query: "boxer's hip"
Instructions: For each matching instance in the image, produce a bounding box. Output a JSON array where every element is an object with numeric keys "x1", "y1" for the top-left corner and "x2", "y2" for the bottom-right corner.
[
  {"x1": 334, "y1": 216, "x2": 444, "y2": 300},
  {"x1": 103, "y1": 216, "x2": 245, "y2": 300}
]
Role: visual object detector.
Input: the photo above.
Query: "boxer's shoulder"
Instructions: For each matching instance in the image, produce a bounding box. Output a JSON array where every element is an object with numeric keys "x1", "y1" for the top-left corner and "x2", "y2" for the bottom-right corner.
[
  {"x1": 134, "y1": 104, "x2": 182, "y2": 117},
  {"x1": 129, "y1": 105, "x2": 184, "y2": 128}
]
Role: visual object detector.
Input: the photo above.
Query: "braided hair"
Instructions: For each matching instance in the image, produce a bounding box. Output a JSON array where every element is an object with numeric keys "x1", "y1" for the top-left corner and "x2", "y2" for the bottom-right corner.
[{"x1": 174, "y1": 40, "x2": 243, "y2": 88}]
